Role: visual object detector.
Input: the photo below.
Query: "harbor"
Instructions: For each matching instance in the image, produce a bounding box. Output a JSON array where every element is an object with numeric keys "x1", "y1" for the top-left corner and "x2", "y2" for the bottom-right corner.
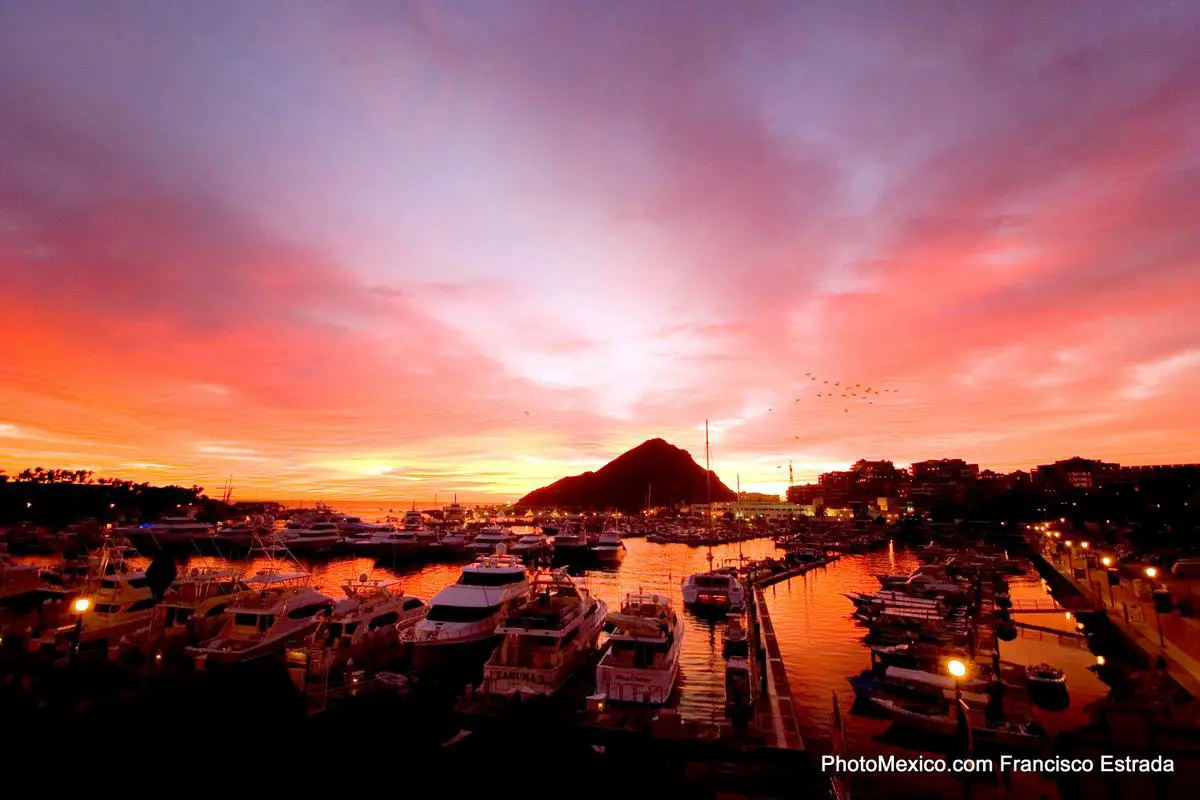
[{"x1": 5, "y1": 507, "x2": 1186, "y2": 797}]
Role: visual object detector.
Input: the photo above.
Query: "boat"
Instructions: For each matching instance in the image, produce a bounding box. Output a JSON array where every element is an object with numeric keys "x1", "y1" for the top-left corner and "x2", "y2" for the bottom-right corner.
[
  {"x1": 443, "y1": 497, "x2": 468, "y2": 527},
  {"x1": 551, "y1": 524, "x2": 590, "y2": 560},
  {"x1": 335, "y1": 515, "x2": 391, "y2": 538},
  {"x1": 510, "y1": 533, "x2": 551, "y2": 560},
  {"x1": 590, "y1": 531, "x2": 626, "y2": 566},
  {"x1": 682, "y1": 561, "x2": 746, "y2": 613},
  {"x1": 273, "y1": 519, "x2": 343, "y2": 553},
  {"x1": 153, "y1": 568, "x2": 247, "y2": 646},
  {"x1": 187, "y1": 571, "x2": 333, "y2": 666},
  {"x1": 75, "y1": 568, "x2": 159, "y2": 643},
  {"x1": 400, "y1": 548, "x2": 529, "y2": 672},
  {"x1": 401, "y1": 508, "x2": 426, "y2": 530},
  {"x1": 353, "y1": 529, "x2": 421, "y2": 559},
  {"x1": 481, "y1": 569, "x2": 608, "y2": 698},
  {"x1": 123, "y1": 514, "x2": 216, "y2": 549},
  {"x1": 1026, "y1": 663, "x2": 1067, "y2": 685},
  {"x1": 305, "y1": 576, "x2": 426, "y2": 674},
  {"x1": 436, "y1": 529, "x2": 474, "y2": 560},
  {"x1": 869, "y1": 697, "x2": 1045, "y2": 749},
  {"x1": 0, "y1": 552, "x2": 59, "y2": 610},
  {"x1": 469, "y1": 525, "x2": 511, "y2": 555},
  {"x1": 723, "y1": 615, "x2": 754, "y2": 719},
  {"x1": 595, "y1": 592, "x2": 682, "y2": 705}
]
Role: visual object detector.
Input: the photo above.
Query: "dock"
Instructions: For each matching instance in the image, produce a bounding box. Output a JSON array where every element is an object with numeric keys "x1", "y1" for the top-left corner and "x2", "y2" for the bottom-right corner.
[{"x1": 748, "y1": 585, "x2": 804, "y2": 752}]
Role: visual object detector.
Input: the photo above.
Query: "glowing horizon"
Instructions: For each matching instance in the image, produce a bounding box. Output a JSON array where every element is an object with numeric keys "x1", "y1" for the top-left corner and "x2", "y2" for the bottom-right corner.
[{"x1": 3, "y1": 2, "x2": 1199, "y2": 503}]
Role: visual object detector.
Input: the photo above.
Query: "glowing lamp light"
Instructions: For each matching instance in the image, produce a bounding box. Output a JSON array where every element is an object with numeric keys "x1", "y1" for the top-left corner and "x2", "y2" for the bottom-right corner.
[
  {"x1": 1145, "y1": 567, "x2": 1158, "y2": 579},
  {"x1": 1054, "y1": 532, "x2": 1061, "y2": 539},
  {"x1": 1065, "y1": 611, "x2": 1072, "y2": 621},
  {"x1": 1081, "y1": 541, "x2": 1090, "y2": 550},
  {"x1": 73, "y1": 597, "x2": 92, "y2": 614},
  {"x1": 1065, "y1": 540, "x2": 1073, "y2": 547},
  {"x1": 1096, "y1": 655, "x2": 1107, "y2": 666},
  {"x1": 1102, "y1": 556, "x2": 1112, "y2": 567},
  {"x1": 946, "y1": 659, "x2": 968, "y2": 679}
]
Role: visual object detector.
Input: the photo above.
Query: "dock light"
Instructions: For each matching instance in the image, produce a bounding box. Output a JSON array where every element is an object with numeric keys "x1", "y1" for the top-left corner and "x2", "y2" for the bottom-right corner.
[
  {"x1": 1145, "y1": 567, "x2": 1158, "y2": 580},
  {"x1": 1065, "y1": 540, "x2": 1073, "y2": 547},
  {"x1": 1065, "y1": 612, "x2": 1072, "y2": 621},
  {"x1": 1102, "y1": 556, "x2": 1112, "y2": 567},
  {"x1": 946, "y1": 659, "x2": 967, "y2": 679},
  {"x1": 1096, "y1": 655, "x2": 1106, "y2": 666},
  {"x1": 1081, "y1": 541, "x2": 1089, "y2": 550},
  {"x1": 1060, "y1": 517, "x2": 1066, "y2": 523},
  {"x1": 1054, "y1": 532, "x2": 1061, "y2": 539},
  {"x1": 25, "y1": 502, "x2": 32, "y2": 509},
  {"x1": 73, "y1": 597, "x2": 92, "y2": 614}
]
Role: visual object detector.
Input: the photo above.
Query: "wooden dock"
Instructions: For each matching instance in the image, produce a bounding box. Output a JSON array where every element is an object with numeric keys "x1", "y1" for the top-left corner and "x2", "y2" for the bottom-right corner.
[{"x1": 749, "y1": 585, "x2": 805, "y2": 753}]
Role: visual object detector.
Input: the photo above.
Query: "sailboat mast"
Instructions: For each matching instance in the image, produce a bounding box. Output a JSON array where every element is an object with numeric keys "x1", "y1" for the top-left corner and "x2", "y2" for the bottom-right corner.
[{"x1": 705, "y1": 419, "x2": 711, "y2": 527}]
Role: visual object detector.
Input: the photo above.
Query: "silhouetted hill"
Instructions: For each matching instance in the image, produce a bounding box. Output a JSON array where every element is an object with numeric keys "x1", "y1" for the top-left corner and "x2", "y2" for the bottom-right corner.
[{"x1": 516, "y1": 438, "x2": 736, "y2": 511}]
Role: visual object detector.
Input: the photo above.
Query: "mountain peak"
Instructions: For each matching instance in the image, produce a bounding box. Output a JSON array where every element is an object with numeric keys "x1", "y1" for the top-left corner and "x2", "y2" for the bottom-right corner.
[{"x1": 516, "y1": 438, "x2": 734, "y2": 511}]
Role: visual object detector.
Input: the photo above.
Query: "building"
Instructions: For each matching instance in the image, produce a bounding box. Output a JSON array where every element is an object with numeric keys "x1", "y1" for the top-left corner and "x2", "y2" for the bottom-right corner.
[
  {"x1": 693, "y1": 501, "x2": 807, "y2": 520},
  {"x1": 786, "y1": 484, "x2": 822, "y2": 505},
  {"x1": 1034, "y1": 457, "x2": 1121, "y2": 491},
  {"x1": 738, "y1": 492, "x2": 780, "y2": 503},
  {"x1": 817, "y1": 471, "x2": 855, "y2": 509},
  {"x1": 909, "y1": 458, "x2": 979, "y2": 508}
]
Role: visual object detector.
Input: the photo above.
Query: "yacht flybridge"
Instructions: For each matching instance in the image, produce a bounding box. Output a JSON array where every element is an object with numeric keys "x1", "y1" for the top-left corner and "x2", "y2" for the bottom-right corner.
[
  {"x1": 482, "y1": 569, "x2": 608, "y2": 698},
  {"x1": 594, "y1": 592, "x2": 682, "y2": 705}
]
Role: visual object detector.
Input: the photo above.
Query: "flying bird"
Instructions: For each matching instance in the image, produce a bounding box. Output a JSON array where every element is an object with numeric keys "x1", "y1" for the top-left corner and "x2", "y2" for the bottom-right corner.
[{"x1": 523, "y1": 411, "x2": 530, "y2": 415}]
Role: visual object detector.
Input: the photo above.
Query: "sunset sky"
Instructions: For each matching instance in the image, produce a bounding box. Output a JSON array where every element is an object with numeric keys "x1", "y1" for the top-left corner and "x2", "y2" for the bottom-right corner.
[{"x1": 2, "y1": 1, "x2": 1198, "y2": 503}]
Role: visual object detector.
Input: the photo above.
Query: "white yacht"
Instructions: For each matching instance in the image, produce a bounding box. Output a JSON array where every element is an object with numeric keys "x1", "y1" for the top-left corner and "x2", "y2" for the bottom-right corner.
[
  {"x1": 306, "y1": 577, "x2": 426, "y2": 672},
  {"x1": 187, "y1": 571, "x2": 333, "y2": 665},
  {"x1": 469, "y1": 525, "x2": 511, "y2": 555},
  {"x1": 400, "y1": 550, "x2": 528, "y2": 672},
  {"x1": 124, "y1": 514, "x2": 216, "y2": 548},
  {"x1": 590, "y1": 531, "x2": 626, "y2": 566},
  {"x1": 401, "y1": 509, "x2": 426, "y2": 530},
  {"x1": 274, "y1": 520, "x2": 343, "y2": 553},
  {"x1": 682, "y1": 558, "x2": 746, "y2": 613},
  {"x1": 352, "y1": 529, "x2": 421, "y2": 559},
  {"x1": 595, "y1": 592, "x2": 682, "y2": 705},
  {"x1": 482, "y1": 569, "x2": 607, "y2": 698}
]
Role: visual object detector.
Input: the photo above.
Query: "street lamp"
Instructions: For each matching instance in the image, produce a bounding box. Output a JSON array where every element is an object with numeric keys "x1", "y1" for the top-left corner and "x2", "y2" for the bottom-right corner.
[
  {"x1": 1065, "y1": 541, "x2": 1075, "y2": 571},
  {"x1": 70, "y1": 596, "x2": 91, "y2": 665},
  {"x1": 1102, "y1": 556, "x2": 1116, "y2": 606},
  {"x1": 947, "y1": 658, "x2": 967, "y2": 702},
  {"x1": 1144, "y1": 567, "x2": 1166, "y2": 649}
]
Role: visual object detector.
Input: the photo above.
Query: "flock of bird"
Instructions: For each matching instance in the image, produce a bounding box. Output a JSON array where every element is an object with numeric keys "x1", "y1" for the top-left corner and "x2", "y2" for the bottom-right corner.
[{"x1": 769, "y1": 373, "x2": 903, "y2": 431}]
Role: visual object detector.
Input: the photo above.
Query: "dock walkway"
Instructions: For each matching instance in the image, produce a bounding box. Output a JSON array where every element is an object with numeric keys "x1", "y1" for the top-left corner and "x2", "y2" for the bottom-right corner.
[{"x1": 1034, "y1": 545, "x2": 1200, "y2": 699}]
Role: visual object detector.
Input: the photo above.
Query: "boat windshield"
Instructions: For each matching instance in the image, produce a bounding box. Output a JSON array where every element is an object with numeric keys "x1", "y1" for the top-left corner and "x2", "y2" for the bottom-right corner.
[
  {"x1": 426, "y1": 604, "x2": 500, "y2": 623},
  {"x1": 458, "y1": 571, "x2": 523, "y2": 587}
]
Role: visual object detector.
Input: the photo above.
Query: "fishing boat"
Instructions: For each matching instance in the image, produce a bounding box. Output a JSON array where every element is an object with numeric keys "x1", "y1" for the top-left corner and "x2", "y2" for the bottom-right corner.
[
  {"x1": 481, "y1": 569, "x2": 608, "y2": 698},
  {"x1": 595, "y1": 592, "x2": 682, "y2": 705},
  {"x1": 306, "y1": 577, "x2": 426, "y2": 674},
  {"x1": 400, "y1": 548, "x2": 529, "y2": 672},
  {"x1": 153, "y1": 568, "x2": 247, "y2": 646},
  {"x1": 187, "y1": 571, "x2": 333, "y2": 666},
  {"x1": 273, "y1": 519, "x2": 343, "y2": 554}
]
